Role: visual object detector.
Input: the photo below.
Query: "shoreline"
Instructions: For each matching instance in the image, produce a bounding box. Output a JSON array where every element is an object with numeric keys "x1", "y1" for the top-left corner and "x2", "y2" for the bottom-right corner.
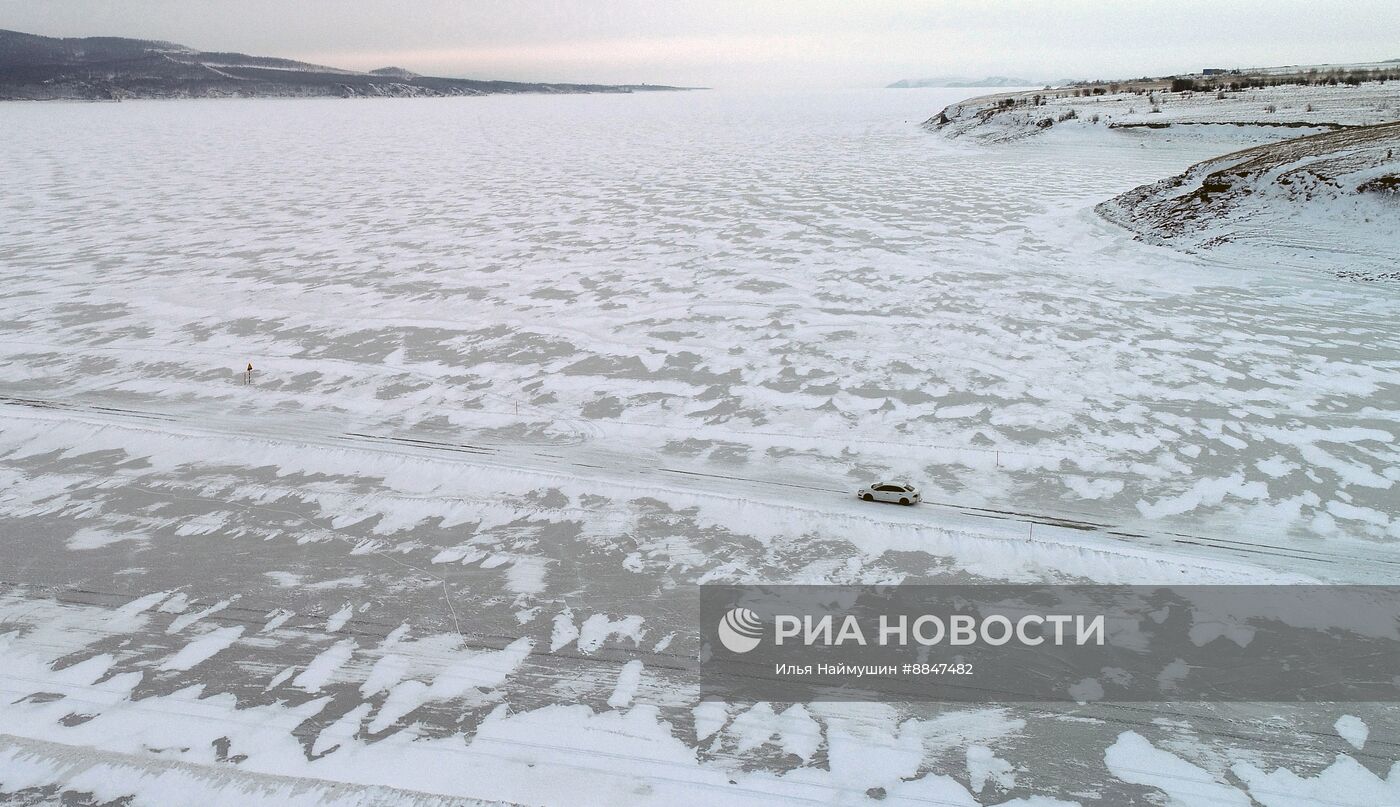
[{"x1": 925, "y1": 76, "x2": 1400, "y2": 278}]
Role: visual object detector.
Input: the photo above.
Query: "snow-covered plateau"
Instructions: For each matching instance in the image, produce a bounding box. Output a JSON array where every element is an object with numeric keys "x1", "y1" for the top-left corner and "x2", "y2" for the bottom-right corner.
[{"x1": 1, "y1": 89, "x2": 1397, "y2": 805}]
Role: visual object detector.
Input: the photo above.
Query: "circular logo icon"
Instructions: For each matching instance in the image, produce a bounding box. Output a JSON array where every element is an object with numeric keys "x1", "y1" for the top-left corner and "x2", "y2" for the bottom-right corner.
[{"x1": 717, "y1": 607, "x2": 763, "y2": 653}]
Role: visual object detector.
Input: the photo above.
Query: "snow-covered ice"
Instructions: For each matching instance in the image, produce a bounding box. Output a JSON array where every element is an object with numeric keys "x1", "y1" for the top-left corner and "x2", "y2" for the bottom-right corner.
[
  {"x1": 159, "y1": 626, "x2": 245, "y2": 671},
  {"x1": 1, "y1": 88, "x2": 1397, "y2": 805}
]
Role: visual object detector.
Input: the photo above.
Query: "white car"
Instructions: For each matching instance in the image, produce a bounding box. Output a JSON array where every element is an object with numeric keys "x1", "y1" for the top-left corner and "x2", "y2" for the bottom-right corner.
[{"x1": 857, "y1": 482, "x2": 921, "y2": 505}]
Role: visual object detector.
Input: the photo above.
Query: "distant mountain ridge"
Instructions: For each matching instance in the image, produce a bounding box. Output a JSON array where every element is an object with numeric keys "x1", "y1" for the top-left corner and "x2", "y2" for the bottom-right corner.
[
  {"x1": 0, "y1": 28, "x2": 695, "y2": 100},
  {"x1": 888, "y1": 76, "x2": 1038, "y2": 89}
]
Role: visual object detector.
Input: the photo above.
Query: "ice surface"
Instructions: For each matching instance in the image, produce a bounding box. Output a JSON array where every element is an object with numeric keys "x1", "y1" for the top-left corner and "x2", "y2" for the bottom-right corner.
[
  {"x1": 2, "y1": 92, "x2": 1395, "y2": 553},
  {"x1": 1, "y1": 89, "x2": 1398, "y2": 805}
]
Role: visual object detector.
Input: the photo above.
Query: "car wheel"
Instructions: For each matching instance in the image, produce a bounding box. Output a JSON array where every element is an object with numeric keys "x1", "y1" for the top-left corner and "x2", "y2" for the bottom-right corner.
[
  {"x1": 899, "y1": 498, "x2": 910, "y2": 505},
  {"x1": 862, "y1": 494, "x2": 874, "y2": 501}
]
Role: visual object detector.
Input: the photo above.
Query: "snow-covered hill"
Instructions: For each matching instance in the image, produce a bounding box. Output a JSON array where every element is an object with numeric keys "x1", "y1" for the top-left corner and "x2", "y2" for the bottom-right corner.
[
  {"x1": 923, "y1": 66, "x2": 1399, "y2": 279},
  {"x1": 0, "y1": 28, "x2": 694, "y2": 100},
  {"x1": 1097, "y1": 122, "x2": 1400, "y2": 280}
]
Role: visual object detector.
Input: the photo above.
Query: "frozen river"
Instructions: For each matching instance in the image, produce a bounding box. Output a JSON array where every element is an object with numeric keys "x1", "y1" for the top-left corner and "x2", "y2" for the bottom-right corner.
[{"x1": 1, "y1": 90, "x2": 1397, "y2": 805}]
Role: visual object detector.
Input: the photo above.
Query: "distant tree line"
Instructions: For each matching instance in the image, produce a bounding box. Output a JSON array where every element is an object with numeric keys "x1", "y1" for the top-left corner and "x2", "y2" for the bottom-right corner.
[
  {"x1": 1056, "y1": 67, "x2": 1397, "y2": 99},
  {"x1": 1170, "y1": 68, "x2": 1395, "y2": 93},
  {"x1": 979, "y1": 65, "x2": 1396, "y2": 115}
]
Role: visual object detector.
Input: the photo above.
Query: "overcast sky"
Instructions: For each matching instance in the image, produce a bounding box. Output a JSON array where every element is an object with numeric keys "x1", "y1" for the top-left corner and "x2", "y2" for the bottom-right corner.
[{"x1": 4, "y1": 1, "x2": 1398, "y2": 88}]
